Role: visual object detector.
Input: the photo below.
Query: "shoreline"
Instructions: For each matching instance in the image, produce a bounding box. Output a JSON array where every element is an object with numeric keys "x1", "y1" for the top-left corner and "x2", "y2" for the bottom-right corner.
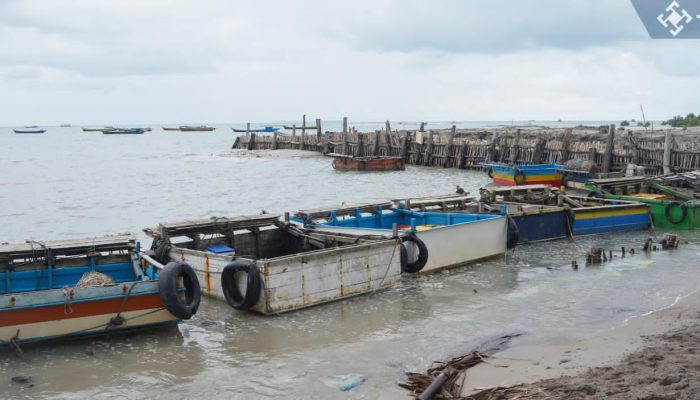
[{"x1": 458, "y1": 284, "x2": 700, "y2": 398}]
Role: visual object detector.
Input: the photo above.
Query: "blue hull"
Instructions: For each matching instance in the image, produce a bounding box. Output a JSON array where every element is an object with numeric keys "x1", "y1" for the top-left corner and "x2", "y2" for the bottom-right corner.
[{"x1": 511, "y1": 212, "x2": 568, "y2": 243}]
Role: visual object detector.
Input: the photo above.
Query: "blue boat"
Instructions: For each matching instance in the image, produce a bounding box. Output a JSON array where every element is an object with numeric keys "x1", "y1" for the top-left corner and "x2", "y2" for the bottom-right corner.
[
  {"x1": 231, "y1": 126, "x2": 279, "y2": 133},
  {"x1": 0, "y1": 234, "x2": 200, "y2": 347},
  {"x1": 294, "y1": 204, "x2": 507, "y2": 274},
  {"x1": 481, "y1": 163, "x2": 564, "y2": 187}
]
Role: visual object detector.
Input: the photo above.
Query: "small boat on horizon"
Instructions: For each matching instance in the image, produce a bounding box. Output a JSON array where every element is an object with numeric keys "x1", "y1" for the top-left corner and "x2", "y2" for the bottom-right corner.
[
  {"x1": 82, "y1": 126, "x2": 114, "y2": 132},
  {"x1": 60, "y1": 124, "x2": 72, "y2": 127},
  {"x1": 14, "y1": 128, "x2": 46, "y2": 134},
  {"x1": 102, "y1": 128, "x2": 146, "y2": 135},
  {"x1": 232, "y1": 126, "x2": 279, "y2": 133},
  {"x1": 162, "y1": 126, "x2": 215, "y2": 132}
]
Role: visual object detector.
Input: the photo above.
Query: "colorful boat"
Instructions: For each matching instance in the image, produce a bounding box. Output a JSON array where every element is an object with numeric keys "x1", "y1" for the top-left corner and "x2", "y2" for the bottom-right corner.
[
  {"x1": 231, "y1": 126, "x2": 279, "y2": 133},
  {"x1": 102, "y1": 128, "x2": 146, "y2": 135},
  {"x1": 13, "y1": 129, "x2": 46, "y2": 134},
  {"x1": 481, "y1": 163, "x2": 563, "y2": 187},
  {"x1": 0, "y1": 235, "x2": 200, "y2": 347},
  {"x1": 329, "y1": 153, "x2": 406, "y2": 171},
  {"x1": 586, "y1": 175, "x2": 699, "y2": 230},
  {"x1": 144, "y1": 213, "x2": 402, "y2": 315},
  {"x1": 295, "y1": 204, "x2": 507, "y2": 274}
]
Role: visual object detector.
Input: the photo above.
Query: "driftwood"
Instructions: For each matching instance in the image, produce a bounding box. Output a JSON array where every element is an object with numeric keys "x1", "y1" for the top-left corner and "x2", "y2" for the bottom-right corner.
[{"x1": 399, "y1": 334, "x2": 520, "y2": 399}]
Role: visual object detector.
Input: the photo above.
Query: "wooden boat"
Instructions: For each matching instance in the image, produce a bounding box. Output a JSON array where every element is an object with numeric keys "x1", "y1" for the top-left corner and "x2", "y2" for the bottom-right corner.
[
  {"x1": 162, "y1": 127, "x2": 181, "y2": 131},
  {"x1": 60, "y1": 124, "x2": 71, "y2": 127},
  {"x1": 586, "y1": 172, "x2": 699, "y2": 229},
  {"x1": 13, "y1": 129, "x2": 46, "y2": 134},
  {"x1": 102, "y1": 128, "x2": 146, "y2": 135},
  {"x1": 231, "y1": 126, "x2": 279, "y2": 133},
  {"x1": 294, "y1": 203, "x2": 507, "y2": 274},
  {"x1": 178, "y1": 126, "x2": 215, "y2": 132},
  {"x1": 144, "y1": 214, "x2": 402, "y2": 315},
  {"x1": 82, "y1": 126, "x2": 113, "y2": 132},
  {"x1": 481, "y1": 163, "x2": 563, "y2": 187},
  {"x1": 0, "y1": 234, "x2": 200, "y2": 347},
  {"x1": 329, "y1": 153, "x2": 406, "y2": 171}
]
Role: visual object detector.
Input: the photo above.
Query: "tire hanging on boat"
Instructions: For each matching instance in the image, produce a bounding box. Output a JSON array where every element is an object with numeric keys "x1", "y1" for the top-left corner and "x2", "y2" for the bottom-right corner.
[
  {"x1": 399, "y1": 234, "x2": 429, "y2": 273},
  {"x1": 221, "y1": 260, "x2": 262, "y2": 310},
  {"x1": 506, "y1": 215, "x2": 519, "y2": 249},
  {"x1": 158, "y1": 261, "x2": 201, "y2": 320},
  {"x1": 664, "y1": 201, "x2": 688, "y2": 225}
]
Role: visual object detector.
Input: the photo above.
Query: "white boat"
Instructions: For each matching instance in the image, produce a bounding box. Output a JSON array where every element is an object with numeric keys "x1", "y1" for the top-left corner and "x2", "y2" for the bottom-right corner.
[
  {"x1": 144, "y1": 214, "x2": 403, "y2": 315},
  {"x1": 293, "y1": 202, "x2": 507, "y2": 274}
]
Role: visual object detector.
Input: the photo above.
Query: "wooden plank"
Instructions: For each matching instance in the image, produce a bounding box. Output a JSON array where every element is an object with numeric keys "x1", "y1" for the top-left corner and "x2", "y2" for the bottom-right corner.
[
  {"x1": 294, "y1": 201, "x2": 394, "y2": 220},
  {"x1": 602, "y1": 124, "x2": 615, "y2": 172},
  {"x1": 152, "y1": 214, "x2": 280, "y2": 237},
  {"x1": 0, "y1": 234, "x2": 135, "y2": 258},
  {"x1": 663, "y1": 130, "x2": 673, "y2": 174}
]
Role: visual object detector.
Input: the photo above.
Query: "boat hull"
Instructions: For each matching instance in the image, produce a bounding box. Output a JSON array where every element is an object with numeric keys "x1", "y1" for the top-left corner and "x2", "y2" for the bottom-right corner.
[
  {"x1": 0, "y1": 281, "x2": 177, "y2": 346},
  {"x1": 601, "y1": 195, "x2": 698, "y2": 230},
  {"x1": 166, "y1": 239, "x2": 402, "y2": 315},
  {"x1": 511, "y1": 210, "x2": 568, "y2": 242},
  {"x1": 486, "y1": 164, "x2": 563, "y2": 187},
  {"x1": 570, "y1": 202, "x2": 650, "y2": 235},
  {"x1": 332, "y1": 157, "x2": 406, "y2": 171}
]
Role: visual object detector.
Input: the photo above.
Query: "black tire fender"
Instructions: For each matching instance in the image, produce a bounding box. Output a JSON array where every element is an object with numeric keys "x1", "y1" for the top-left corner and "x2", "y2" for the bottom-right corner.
[
  {"x1": 399, "y1": 234, "x2": 429, "y2": 273},
  {"x1": 221, "y1": 260, "x2": 262, "y2": 310},
  {"x1": 664, "y1": 201, "x2": 688, "y2": 225},
  {"x1": 513, "y1": 169, "x2": 526, "y2": 185},
  {"x1": 158, "y1": 261, "x2": 201, "y2": 320},
  {"x1": 587, "y1": 190, "x2": 604, "y2": 199},
  {"x1": 506, "y1": 215, "x2": 519, "y2": 249}
]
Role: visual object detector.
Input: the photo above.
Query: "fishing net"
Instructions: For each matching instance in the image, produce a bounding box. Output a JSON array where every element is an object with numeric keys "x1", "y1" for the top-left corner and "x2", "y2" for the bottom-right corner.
[{"x1": 76, "y1": 271, "x2": 115, "y2": 288}]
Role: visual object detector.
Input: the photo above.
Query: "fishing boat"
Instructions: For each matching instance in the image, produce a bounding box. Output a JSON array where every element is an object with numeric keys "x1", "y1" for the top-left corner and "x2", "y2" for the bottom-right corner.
[
  {"x1": 178, "y1": 126, "x2": 215, "y2": 132},
  {"x1": 0, "y1": 234, "x2": 200, "y2": 348},
  {"x1": 144, "y1": 213, "x2": 402, "y2": 315},
  {"x1": 329, "y1": 153, "x2": 406, "y2": 171},
  {"x1": 102, "y1": 128, "x2": 146, "y2": 135},
  {"x1": 231, "y1": 126, "x2": 279, "y2": 133},
  {"x1": 586, "y1": 172, "x2": 699, "y2": 229},
  {"x1": 481, "y1": 163, "x2": 563, "y2": 187},
  {"x1": 60, "y1": 124, "x2": 71, "y2": 127},
  {"x1": 294, "y1": 202, "x2": 507, "y2": 274},
  {"x1": 82, "y1": 126, "x2": 113, "y2": 132},
  {"x1": 162, "y1": 127, "x2": 181, "y2": 131},
  {"x1": 13, "y1": 128, "x2": 46, "y2": 134}
]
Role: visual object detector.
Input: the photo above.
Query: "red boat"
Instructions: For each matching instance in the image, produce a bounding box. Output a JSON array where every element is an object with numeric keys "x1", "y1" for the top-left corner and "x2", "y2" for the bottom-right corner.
[{"x1": 329, "y1": 154, "x2": 406, "y2": 171}]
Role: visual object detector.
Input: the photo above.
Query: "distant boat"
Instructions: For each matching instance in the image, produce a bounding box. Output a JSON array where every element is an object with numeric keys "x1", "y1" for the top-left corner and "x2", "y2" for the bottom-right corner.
[
  {"x1": 178, "y1": 125, "x2": 215, "y2": 132},
  {"x1": 82, "y1": 126, "x2": 114, "y2": 132},
  {"x1": 24, "y1": 125, "x2": 38, "y2": 128},
  {"x1": 14, "y1": 128, "x2": 46, "y2": 134},
  {"x1": 60, "y1": 124, "x2": 72, "y2": 127},
  {"x1": 102, "y1": 128, "x2": 146, "y2": 135},
  {"x1": 162, "y1": 127, "x2": 181, "y2": 131},
  {"x1": 231, "y1": 126, "x2": 279, "y2": 133}
]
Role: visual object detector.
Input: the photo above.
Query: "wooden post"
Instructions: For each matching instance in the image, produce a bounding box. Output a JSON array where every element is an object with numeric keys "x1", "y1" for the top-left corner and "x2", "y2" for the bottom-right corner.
[
  {"x1": 342, "y1": 117, "x2": 349, "y2": 155},
  {"x1": 272, "y1": 131, "x2": 278, "y2": 150},
  {"x1": 419, "y1": 122, "x2": 426, "y2": 132},
  {"x1": 400, "y1": 132, "x2": 409, "y2": 160},
  {"x1": 628, "y1": 132, "x2": 639, "y2": 165},
  {"x1": 292, "y1": 124, "x2": 297, "y2": 148},
  {"x1": 247, "y1": 133, "x2": 256, "y2": 150},
  {"x1": 532, "y1": 136, "x2": 547, "y2": 164},
  {"x1": 486, "y1": 131, "x2": 499, "y2": 163},
  {"x1": 372, "y1": 130, "x2": 381, "y2": 156},
  {"x1": 443, "y1": 125, "x2": 456, "y2": 168},
  {"x1": 423, "y1": 130, "x2": 434, "y2": 166},
  {"x1": 458, "y1": 141, "x2": 467, "y2": 169},
  {"x1": 509, "y1": 129, "x2": 521, "y2": 164},
  {"x1": 560, "y1": 128, "x2": 572, "y2": 163},
  {"x1": 355, "y1": 133, "x2": 364, "y2": 157},
  {"x1": 663, "y1": 130, "x2": 673, "y2": 174},
  {"x1": 301, "y1": 114, "x2": 306, "y2": 149},
  {"x1": 601, "y1": 124, "x2": 615, "y2": 173}
]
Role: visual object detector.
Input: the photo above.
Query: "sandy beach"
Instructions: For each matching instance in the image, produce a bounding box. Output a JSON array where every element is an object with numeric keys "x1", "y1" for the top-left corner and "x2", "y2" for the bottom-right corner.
[{"x1": 458, "y1": 286, "x2": 700, "y2": 399}]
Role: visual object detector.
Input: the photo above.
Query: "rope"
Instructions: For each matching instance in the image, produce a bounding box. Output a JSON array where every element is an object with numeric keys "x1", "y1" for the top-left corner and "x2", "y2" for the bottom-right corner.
[
  {"x1": 372, "y1": 237, "x2": 402, "y2": 295},
  {"x1": 108, "y1": 282, "x2": 139, "y2": 328},
  {"x1": 63, "y1": 287, "x2": 74, "y2": 315}
]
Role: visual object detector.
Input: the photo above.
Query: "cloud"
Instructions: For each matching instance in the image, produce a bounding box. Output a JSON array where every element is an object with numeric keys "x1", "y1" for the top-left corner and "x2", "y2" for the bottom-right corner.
[{"x1": 325, "y1": 0, "x2": 647, "y2": 54}]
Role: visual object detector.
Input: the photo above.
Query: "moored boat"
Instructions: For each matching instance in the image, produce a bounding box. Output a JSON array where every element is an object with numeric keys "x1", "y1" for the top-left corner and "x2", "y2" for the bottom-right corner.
[
  {"x1": 102, "y1": 128, "x2": 146, "y2": 135},
  {"x1": 82, "y1": 126, "x2": 113, "y2": 132},
  {"x1": 13, "y1": 129, "x2": 46, "y2": 134},
  {"x1": 294, "y1": 202, "x2": 507, "y2": 274},
  {"x1": 481, "y1": 163, "x2": 563, "y2": 187},
  {"x1": 144, "y1": 213, "x2": 402, "y2": 315},
  {"x1": 231, "y1": 126, "x2": 279, "y2": 133},
  {"x1": 179, "y1": 126, "x2": 215, "y2": 132},
  {"x1": 0, "y1": 234, "x2": 200, "y2": 347},
  {"x1": 329, "y1": 153, "x2": 406, "y2": 171}
]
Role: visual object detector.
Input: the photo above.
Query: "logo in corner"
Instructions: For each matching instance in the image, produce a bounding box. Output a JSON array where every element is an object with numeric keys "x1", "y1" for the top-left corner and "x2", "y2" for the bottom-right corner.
[
  {"x1": 631, "y1": 0, "x2": 700, "y2": 38},
  {"x1": 657, "y1": 1, "x2": 693, "y2": 36}
]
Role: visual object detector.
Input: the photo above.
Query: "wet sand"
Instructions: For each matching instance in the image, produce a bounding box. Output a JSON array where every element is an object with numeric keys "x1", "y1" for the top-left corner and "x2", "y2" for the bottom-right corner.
[{"x1": 460, "y1": 287, "x2": 700, "y2": 399}]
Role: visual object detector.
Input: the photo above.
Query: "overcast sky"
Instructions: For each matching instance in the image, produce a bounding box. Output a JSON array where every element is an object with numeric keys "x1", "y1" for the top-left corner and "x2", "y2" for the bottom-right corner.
[{"x1": 0, "y1": 0, "x2": 697, "y2": 125}]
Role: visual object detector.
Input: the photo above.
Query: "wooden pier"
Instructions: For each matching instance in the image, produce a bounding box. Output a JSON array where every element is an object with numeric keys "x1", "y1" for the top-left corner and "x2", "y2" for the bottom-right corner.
[{"x1": 232, "y1": 117, "x2": 700, "y2": 175}]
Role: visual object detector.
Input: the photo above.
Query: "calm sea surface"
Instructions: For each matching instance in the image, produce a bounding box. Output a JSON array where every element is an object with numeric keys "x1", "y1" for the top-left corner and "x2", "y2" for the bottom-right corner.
[{"x1": 1, "y1": 124, "x2": 697, "y2": 399}]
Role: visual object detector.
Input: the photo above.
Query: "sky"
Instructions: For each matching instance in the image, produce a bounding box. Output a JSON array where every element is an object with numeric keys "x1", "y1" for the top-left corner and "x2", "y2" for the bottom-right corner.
[{"x1": 0, "y1": 0, "x2": 698, "y2": 125}]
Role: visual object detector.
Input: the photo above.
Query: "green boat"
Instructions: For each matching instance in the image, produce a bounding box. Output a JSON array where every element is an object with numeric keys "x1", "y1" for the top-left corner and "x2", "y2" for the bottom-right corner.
[{"x1": 586, "y1": 174, "x2": 699, "y2": 230}]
